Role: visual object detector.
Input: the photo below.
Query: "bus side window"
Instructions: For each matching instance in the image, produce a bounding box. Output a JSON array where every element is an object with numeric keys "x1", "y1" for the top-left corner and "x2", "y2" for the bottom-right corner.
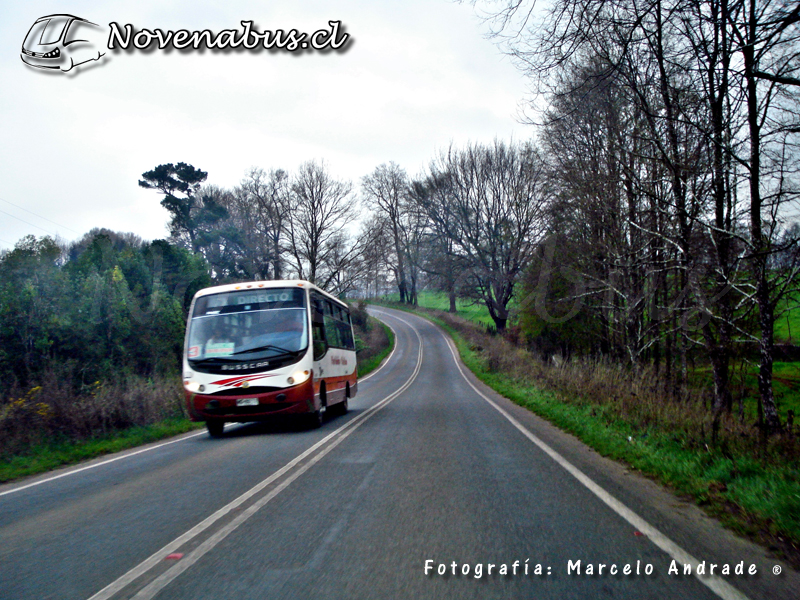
[
  {"x1": 323, "y1": 300, "x2": 342, "y2": 348},
  {"x1": 336, "y1": 317, "x2": 354, "y2": 350},
  {"x1": 311, "y1": 292, "x2": 328, "y2": 359},
  {"x1": 312, "y1": 322, "x2": 327, "y2": 360}
]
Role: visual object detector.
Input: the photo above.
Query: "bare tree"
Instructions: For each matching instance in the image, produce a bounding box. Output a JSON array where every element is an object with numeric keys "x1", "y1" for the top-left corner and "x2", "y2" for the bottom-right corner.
[
  {"x1": 728, "y1": 0, "x2": 800, "y2": 432},
  {"x1": 236, "y1": 167, "x2": 291, "y2": 280},
  {"x1": 417, "y1": 226, "x2": 469, "y2": 313},
  {"x1": 362, "y1": 163, "x2": 414, "y2": 302},
  {"x1": 285, "y1": 160, "x2": 359, "y2": 286},
  {"x1": 412, "y1": 140, "x2": 549, "y2": 331},
  {"x1": 357, "y1": 213, "x2": 395, "y2": 298}
]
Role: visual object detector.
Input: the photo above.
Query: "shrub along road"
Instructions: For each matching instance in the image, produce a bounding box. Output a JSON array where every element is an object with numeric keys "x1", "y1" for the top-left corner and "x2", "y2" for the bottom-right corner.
[{"x1": 0, "y1": 307, "x2": 796, "y2": 599}]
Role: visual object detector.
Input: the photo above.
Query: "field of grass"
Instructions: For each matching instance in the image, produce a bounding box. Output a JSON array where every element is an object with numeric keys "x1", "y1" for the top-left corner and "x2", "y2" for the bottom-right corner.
[
  {"x1": 687, "y1": 360, "x2": 800, "y2": 428},
  {"x1": 389, "y1": 288, "x2": 800, "y2": 343},
  {"x1": 747, "y1": 361, "x2": 799, "y2": 423},
  {"x1": 382, "y1": 290, "x2": 497, "y2": 326},
  {"x1": 774, "y1": 294, "x2": 800, "y2": 343}
]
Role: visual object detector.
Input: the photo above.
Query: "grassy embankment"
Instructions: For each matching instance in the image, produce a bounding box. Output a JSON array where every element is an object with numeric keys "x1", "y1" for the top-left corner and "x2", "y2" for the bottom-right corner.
[
  {"x1": 354, "y1": 315, "x2": 395, "y2": 377},
  {"x1": 0, "y1": 312, "x2": 393, "y2": 484},
  {"x1": 376, "y1": 292, "x2": 800, "y2": 566}
]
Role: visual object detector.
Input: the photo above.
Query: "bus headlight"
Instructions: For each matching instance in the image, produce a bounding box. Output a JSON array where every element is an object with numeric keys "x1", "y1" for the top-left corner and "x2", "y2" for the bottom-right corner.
[
  {"x1": 185, "y1": 381, "x2": 201, "y2": 393},
  {"x1": 287, "y1": 370, "x2": 310, "y2": 385}
]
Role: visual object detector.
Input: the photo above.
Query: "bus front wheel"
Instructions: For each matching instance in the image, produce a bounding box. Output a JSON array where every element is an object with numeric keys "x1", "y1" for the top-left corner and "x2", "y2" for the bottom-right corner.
[
  {"x1": 206, "y1": 420, "x2": 225, "y2": 438},
  {"x1": 306, "y1": 408, "x2": 323, "y2": 429}
]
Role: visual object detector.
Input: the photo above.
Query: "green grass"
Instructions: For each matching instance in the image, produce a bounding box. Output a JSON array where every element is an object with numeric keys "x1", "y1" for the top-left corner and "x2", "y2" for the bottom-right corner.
[
  {"x1": 0, "y1": 418, "x2": 203, "y2": 483},
  {"x1": 463, "y1": 356, "x2": 800, "y2": 544},
  {"x1": 382, "y1": 290, "x2": 496, "y2": 327},
  {"x1": 689, "y1": 360, "x2": 800, "y2": 425},
  {"x1": 766, "y1": 362, "x2": 800, "y2": 421},
  {"x1": 774, "y1": 295, "x2": 800, "y2": 343}
]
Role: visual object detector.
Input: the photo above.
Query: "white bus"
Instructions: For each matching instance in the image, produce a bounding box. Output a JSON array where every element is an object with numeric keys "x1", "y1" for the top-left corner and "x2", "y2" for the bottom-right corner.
[{"x1": 182, "y1": 280, "x2": 357, "y2": 437}]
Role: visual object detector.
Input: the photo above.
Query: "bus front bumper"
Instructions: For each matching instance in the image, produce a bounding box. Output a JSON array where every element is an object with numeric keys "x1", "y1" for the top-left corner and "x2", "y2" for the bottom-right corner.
[{"x1": 186, "y1": 378, "x2": 316, "y2": 422}]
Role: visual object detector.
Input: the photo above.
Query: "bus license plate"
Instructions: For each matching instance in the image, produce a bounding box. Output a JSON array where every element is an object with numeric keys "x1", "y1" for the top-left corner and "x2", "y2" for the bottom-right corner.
[{"x1": 237, "y1": 398, "x2": 259, "y2": 407}]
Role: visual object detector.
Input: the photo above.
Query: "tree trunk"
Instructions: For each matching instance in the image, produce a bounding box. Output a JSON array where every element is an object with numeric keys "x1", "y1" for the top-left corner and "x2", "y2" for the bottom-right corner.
[{"x1": 743, "y1": 0, "x2": 780, "y2": 433}]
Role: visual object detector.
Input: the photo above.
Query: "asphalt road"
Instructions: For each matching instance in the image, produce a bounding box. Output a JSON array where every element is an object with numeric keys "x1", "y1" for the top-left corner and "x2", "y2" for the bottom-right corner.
[{"x1": 1, "y1": 307, "x2": 797, "y2": 600}]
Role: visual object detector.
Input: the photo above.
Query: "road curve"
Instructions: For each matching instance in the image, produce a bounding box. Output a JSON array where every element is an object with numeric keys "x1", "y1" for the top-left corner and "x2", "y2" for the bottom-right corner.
[{"x1": 0, "y1": 306, "x2": 796, "y2": 599}]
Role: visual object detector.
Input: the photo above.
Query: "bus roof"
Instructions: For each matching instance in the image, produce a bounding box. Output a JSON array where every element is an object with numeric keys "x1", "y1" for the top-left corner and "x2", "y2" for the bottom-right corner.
[{"x1": 191, "y1": 280, "x2": 349, "y2": 310}]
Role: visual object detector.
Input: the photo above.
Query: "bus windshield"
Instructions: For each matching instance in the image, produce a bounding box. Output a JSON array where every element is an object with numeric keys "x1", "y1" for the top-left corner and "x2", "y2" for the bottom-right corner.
[{"x1": 186, "y1": 287, "x2": 308, "y2": 362}]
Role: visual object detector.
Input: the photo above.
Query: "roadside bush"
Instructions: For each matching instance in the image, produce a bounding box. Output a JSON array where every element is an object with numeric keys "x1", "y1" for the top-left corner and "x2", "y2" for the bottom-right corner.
[
  {"x1": 0, "y1": 368, "x2": 184, "y2": 457},
  {"x1": 350, "y1": 300, "x2": 370, "y2": 330},
  {"x1": 349, "y1": 302, "x2": 390, "y2": 373},
  {"x1": 425, "y1": 308, "x2": 800, "y2": 464}
]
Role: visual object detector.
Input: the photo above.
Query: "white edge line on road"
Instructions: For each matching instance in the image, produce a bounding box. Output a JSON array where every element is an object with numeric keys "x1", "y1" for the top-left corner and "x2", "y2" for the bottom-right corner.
[
  {"x1": 0, "y1": 431, "x2": 207, "y2": 498},
  {"x1": 87, "y1": 313, "x2": 423, "y2": 600},
  {"x1": 1, "y1": 316, "x2": 397, "y2": 499},
  {"x1": 434, "y1": 323, "x2": 751, "y2": 600}
]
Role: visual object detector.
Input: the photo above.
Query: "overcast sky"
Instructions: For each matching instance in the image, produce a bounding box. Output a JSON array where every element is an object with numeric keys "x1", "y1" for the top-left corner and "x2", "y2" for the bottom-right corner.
[{"x1": 0, "y1": 0, "x2": 532, "y2": 251}]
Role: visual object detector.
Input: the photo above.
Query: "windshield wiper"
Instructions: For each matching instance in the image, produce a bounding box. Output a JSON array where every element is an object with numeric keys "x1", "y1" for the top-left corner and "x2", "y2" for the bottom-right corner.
[
  {"x1": 189, "y1": 357, "x2": 240, "y2": 365},
  {"x1": 232, "y1": 344, "x2": 296, "y2": 356}
]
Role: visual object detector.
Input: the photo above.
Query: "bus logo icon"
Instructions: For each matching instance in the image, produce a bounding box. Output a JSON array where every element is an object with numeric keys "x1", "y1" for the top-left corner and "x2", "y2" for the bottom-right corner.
[{"x1": 20, "y1": 14, "x2": 106, "y2": 73}]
